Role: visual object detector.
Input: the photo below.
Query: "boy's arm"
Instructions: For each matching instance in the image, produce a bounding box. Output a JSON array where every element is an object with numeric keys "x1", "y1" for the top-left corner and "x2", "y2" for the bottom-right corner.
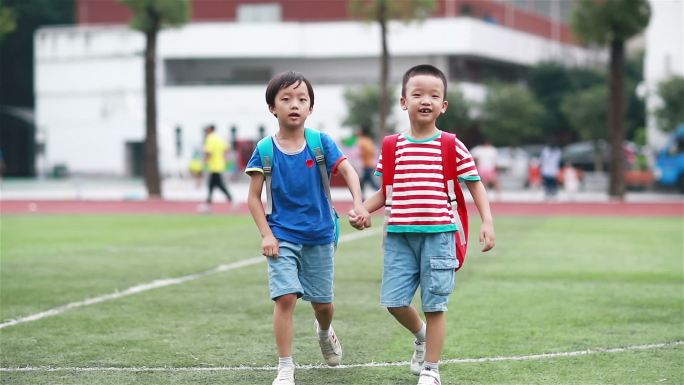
[
  {"x1": 246, "y1": 173, "x2": 279, "y2": 258},
  {"x1": 363, "y1": 188, "x2": 385, "y2": 213},
  {"x1": 464, "y1": 180, "x2": 496, "y2": 252},
  {"x1": 336, "y1": 159, "x2": 371, "y2": 227}
]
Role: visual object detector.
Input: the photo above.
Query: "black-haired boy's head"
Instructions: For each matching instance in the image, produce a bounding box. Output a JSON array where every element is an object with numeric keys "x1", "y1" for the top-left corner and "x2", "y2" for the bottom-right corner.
[{"x1": 265, "y1": 71, "x2": 315, "y2": 109}]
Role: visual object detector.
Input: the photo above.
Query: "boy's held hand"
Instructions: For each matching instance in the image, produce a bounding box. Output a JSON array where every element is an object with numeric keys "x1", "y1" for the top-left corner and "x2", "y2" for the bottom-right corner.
[
  {"x1": 479, "y1": 222, "x2": 495, "y2": 252},
  {"x1": 347, "y1": 209, "x2": 369, "y2": 230},
  {"x1": 353, "y1": 203, "x2": 372, "y2": 229},
  {"x1": 262, "y1": 234, "x2": 279, "y2": 258}
]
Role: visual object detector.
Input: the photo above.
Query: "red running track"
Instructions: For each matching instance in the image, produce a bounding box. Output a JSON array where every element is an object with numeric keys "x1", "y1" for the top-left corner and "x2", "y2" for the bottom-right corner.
[{"x1": 1, "y1": 200, "x2": 682, "y2": 217}]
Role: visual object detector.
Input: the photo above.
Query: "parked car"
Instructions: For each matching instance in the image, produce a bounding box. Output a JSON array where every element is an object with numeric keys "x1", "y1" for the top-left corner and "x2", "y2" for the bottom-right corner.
[
  {"x1": 562, "y1": 140, "x2": 654, "y2": 190},
  {"x1": 654, "y1": 124, "x2": 684, "y2": 193},
  {"x1": 562, "y1": 140, "x2": 610, "y2": 172}
]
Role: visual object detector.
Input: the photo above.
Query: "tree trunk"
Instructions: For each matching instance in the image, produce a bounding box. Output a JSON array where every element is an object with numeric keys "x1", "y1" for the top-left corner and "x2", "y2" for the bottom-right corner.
[
  {"x1": 378, "y1": 0, "x2": 390, "y2": 138},
  {"x1": 144, "y1": 11, "x2": 162, "y2": 198},
  {"x1": 607, "y1": 38, "x2": 625, "y2": 199}
]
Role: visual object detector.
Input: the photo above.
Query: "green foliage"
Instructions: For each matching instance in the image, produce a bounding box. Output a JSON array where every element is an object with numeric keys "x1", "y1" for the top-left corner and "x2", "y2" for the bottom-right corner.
[
  {"x1": 655, "y1": 75, "x2": 684, "y2": 132},
  {"x1": 119, "y1": 0, "x2": 190, "y2": 33},
  {"x1": 0, "y1": 6, "x2": 16, "y2": 40},
  {"x1": 342, "y1": 85, "x2": 396, "y2": 137},
  {"x1": 436, "y1": 89, "x2": 472, "y2": 135},
  {"x1": 571, "y1": 0, "x2": 651, "y2": 44},
  {"x1": 527, "y1": 62, "x2": 604, "y2": 139},
  {"x1": 0, "y1": 0, "x2": 74, "y2": 107},
  {"x1": 480, "y1": 84, "x2": 544, "y2": 146},
  {"x1": 349, "y1": 0, "x2": 436, "y2": 22},
  {"x1": 561, "y1": 85, "x2": 608, "y2": 142}
]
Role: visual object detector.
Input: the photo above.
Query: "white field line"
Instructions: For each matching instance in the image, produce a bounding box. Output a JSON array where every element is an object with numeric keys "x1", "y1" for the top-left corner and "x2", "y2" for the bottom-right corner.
[
  {"x1": 0, "y1": 229, "x2": 380, "y2": 330},
  {"x1": 2, "y1": 340, "x2": 682, "y2": 372}
]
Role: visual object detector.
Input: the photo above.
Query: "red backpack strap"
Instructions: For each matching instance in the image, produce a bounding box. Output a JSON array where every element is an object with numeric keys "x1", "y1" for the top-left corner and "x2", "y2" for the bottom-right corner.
[
  {"x1": 440, "y1": 131, "x2": 469, "y2": 271},
  {"x1": 381, "y1": 134, "x2": 400, "y2": 200}
]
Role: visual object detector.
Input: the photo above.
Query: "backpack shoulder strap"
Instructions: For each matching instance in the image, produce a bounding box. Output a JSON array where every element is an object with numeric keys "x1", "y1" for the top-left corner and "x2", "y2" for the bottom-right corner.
[
  {"x1": 440, "y1": 131, "x2": 469, "y2": 271},
  {"x1": 381, "y1": 134, "x2": 400, "y2": 203},
  {"x1": 305, "y1": 128, "x2": 340, "y2": 248},
  {"x1": 304, "y1": 128, "x2": 333, "y2": 208},
  {"x1": 256, "y1": 136, "x2": 275, "y2": 215}
]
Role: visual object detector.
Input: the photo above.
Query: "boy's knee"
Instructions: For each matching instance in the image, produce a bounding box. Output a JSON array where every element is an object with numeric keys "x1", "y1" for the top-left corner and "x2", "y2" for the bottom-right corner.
[
  {"x1": 275, "y1": 293, "x2": 298, "y2": 309},
  {"x1": 386, "y1": 306, "x2": 408, "y2": 316}
]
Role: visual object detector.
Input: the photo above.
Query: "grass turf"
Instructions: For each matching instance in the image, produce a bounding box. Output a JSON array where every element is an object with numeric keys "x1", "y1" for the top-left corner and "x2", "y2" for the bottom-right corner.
[{"x1": 1, "y1": 214, "x2": 682, "y2": 384}]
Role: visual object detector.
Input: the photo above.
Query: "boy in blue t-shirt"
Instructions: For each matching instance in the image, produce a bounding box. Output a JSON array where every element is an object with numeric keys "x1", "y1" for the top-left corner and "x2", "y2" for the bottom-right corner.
[{"x1": 245, "y1": 71, "x2": 370, "y2": 385}]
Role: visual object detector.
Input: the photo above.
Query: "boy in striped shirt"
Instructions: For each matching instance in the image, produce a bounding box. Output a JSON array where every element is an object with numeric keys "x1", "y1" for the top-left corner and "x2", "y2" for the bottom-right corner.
[{"x1": 349, "y1": 64, "x2": 495, "y2": 385}]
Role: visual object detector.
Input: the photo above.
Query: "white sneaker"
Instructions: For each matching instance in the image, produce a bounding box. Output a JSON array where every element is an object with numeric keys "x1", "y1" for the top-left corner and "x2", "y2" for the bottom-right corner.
[
  {"x1": 417, "y1": 368, "x2": 441, "y2": 385},
  {"x1": 314, "y1": 320, "x2": 342, "y2": 366},
  {"x1": 410, "y1": 340, "x2": 426, "y2": 375},
  {"x1": 272, "y1": 365, "x2": 295, "y2": 385}
]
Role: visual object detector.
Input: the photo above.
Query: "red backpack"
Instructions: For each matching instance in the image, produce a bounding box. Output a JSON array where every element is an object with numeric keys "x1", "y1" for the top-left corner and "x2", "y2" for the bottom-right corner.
[{"x1": 381, "y1": 131, "x2": 469, "y2": 270}]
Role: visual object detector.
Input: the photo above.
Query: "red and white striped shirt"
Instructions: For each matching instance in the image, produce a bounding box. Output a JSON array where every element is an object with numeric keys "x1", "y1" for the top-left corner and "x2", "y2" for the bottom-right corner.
[{"x1": 375, "y1": 132, "x2": 480, "y2": 233}]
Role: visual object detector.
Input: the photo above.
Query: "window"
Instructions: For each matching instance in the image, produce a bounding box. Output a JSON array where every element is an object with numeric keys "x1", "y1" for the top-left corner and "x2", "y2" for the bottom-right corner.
[{"x1": 236, "y1": 3, "x2": 282, "y2": 23}]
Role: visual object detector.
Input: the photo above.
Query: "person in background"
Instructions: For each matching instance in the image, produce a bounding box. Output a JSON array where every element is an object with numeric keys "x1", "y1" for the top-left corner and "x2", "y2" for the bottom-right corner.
[
  {"x1": 356, "y1": 124, "x2": 379, "y2": 200},
  {"x1": 540, "y1": 143, "x2": 562, "y2": 200},
  {"x1": 471, "y1": 139, "x2": 501, "y2": 197},
  {"x1": 200, "y1": 124, "x2": 233, "y2": 212},
  {"x1": 560, "y1": 161, "x2": 582, "y2": 200},
  {"x1": 526, "y1": 157, "x2": 542, "y2": 190},
  {"x1": 189, "y1": 148, "x2": 204, "y2": 188}
]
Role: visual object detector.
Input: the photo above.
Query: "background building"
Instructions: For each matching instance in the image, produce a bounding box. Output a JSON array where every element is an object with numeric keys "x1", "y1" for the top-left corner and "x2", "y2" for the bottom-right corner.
[
  {"x1": 643, "y1": 0, "x2": 684, "y2": 148},
  {"x1": 35, "y1": 0, "x2": 599, "y2": 177}
]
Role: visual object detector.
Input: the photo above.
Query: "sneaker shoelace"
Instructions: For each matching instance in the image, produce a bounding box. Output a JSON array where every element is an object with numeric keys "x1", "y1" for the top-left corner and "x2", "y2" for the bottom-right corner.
[{"x1": 321, "y1": 334, "x2": 339, "y2": 355}]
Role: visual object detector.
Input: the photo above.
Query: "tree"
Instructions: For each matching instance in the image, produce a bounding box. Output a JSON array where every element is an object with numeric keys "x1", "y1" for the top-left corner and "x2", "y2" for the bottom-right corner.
[
  {"x1": 655, "y1": 75, "x2": 684, "y2": 132},
  {"x1": 527, "y1": 61, "x2": 604, "y2": 142},
  {"x1": 0, "y1": 0, "x2": 73, "y2": 108},
  {"x1": 120, "y1": 0, "x2": 189, "y2": 199},
  {"x1": 342, "y1": 85, "x2": 396, "y2": 138},
  {"x1": 0, "y1": 0, "x2": 73, "y2": 177},
  {"x1": 561, "y1": 85, "x2": 608, "y2": 171},
  {"x1": 0, "y1": 6, "x2": 16, "y2": 41},
  {"x1": 571, "y1": 0, "x2": 650, "y2": 198},
  {"x1": 349, "y1": 0, "x2": 436, "y2": 139},
  {"x1": 479, "y1": 84, "x2": 544, "y2": 147},
  {"x1": 436, "y1": 89, "x2": 472, "y2": 137}
]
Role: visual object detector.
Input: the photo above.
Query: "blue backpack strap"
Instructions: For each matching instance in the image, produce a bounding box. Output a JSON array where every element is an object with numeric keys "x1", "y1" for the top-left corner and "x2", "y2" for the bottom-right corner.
[
  {"x1": 305, "y1": 128, "x2": 333, "y2": 206},
  {"x1": 304, "y1": 128, "x2": 339, "y2": 248},
  {"x1": 256, "y1": 136, "x2": 275, "y2": 215}
]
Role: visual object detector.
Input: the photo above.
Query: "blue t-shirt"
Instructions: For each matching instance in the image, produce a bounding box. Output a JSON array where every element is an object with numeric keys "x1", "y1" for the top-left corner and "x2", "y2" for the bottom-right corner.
[{"x1": 245, "y1": 132, "x2": 345, "y2": 245}]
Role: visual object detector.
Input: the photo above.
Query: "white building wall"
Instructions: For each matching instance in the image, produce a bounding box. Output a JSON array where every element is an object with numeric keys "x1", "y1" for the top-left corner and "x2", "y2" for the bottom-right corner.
[
  {"x1": 36, "y1": 18, "x2": 598, "y2": 176},
  {"x1": 644, "y1": 0, "x2": 684, "y2": 149}
]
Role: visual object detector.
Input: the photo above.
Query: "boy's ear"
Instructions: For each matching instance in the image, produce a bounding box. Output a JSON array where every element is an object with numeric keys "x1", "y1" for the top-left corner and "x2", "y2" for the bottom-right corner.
[
  {"x1": 400, "y1": 97, "x2": 407, "y2": 110},
  {"x1": 441, "y1": 99, "x2": 448, "y2": 114},
  {"x1": 268, "y1": 105, "x2": 277, "y2": 117}
]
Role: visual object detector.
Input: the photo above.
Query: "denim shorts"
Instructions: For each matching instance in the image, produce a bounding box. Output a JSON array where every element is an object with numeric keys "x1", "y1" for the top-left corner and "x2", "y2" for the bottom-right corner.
[
  {"x1": 267, "y1": 240, "x2": 335, "y2": 303},
  {"x1": 381, "y1": 232, "x2": 457, "y2": 312}
]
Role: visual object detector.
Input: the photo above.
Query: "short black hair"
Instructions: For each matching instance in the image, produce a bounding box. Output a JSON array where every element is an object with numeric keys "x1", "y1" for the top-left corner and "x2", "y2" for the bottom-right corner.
[
  {"x1": 265, "y1": 71, "x2": 315, "y2": 108},
  {"x1": 401, "y1": 64, "x2": 447, "y2": 98}
]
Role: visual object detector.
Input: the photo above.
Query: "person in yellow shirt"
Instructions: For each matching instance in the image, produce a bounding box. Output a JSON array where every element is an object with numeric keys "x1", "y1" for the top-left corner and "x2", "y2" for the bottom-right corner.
[{"x1": 203, "y1": 125, "x2": 233, "y2": 210}]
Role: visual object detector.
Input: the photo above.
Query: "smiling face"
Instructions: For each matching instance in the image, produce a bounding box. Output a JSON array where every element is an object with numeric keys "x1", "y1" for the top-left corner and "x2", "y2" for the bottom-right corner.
[
  {"x1": 400, "y1": 74, "x2": 448, "y2": 128},
  {"x1": 269, "y1": 81, "x2": 313, "y2": 130}
]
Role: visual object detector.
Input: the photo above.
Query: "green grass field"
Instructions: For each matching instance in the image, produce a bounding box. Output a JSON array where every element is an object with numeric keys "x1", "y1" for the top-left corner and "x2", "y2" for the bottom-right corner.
[{"x1": 1, "y1": 214, "x2": 682, "y2": 385}]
